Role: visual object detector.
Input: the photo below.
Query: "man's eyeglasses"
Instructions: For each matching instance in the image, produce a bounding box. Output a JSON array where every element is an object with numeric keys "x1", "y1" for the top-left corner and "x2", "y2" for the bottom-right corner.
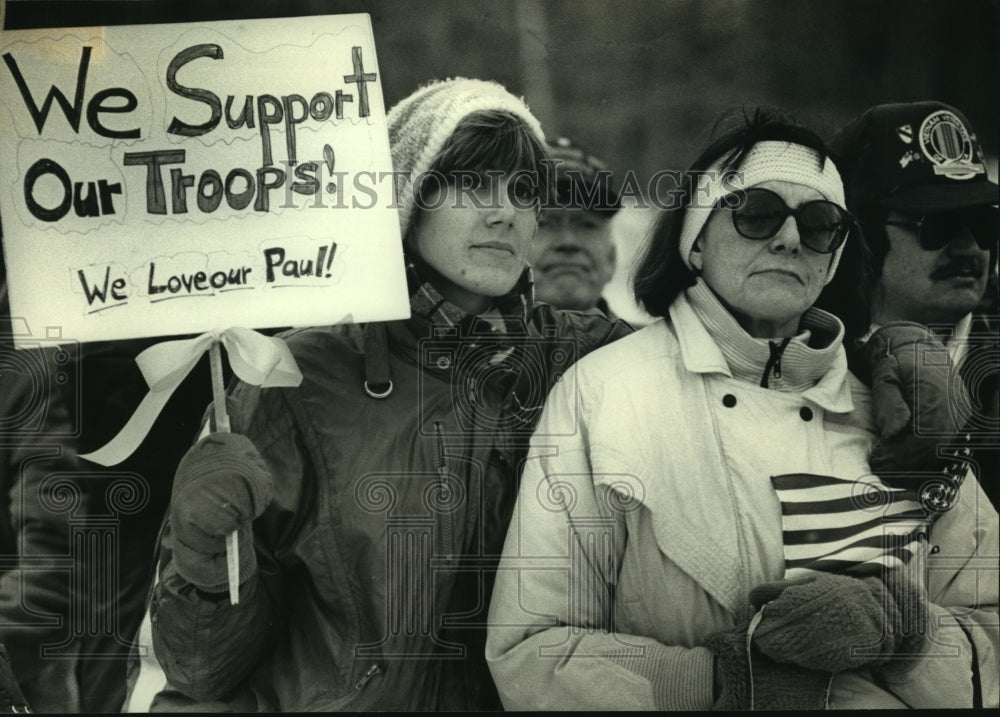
[
  {"x1": 725, "y1": 188, "x2": 851, "y2": 254},
  {"x1": 884, "y1": 205, "x2": 998, "y2": 252}
]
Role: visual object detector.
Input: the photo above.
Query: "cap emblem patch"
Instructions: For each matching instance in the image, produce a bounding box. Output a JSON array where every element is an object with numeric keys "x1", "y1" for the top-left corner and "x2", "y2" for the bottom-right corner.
[{"x1": 919, "y1": 110, "x2": 986, "y2": 180}]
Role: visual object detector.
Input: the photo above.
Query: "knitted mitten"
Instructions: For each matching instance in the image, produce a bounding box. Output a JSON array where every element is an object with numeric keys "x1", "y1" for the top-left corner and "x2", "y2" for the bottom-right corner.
[
  {"x1": 852, "y1": 322, "x2": 972, "y2": 481},
  {"x1": 705, "y1": 622, "x2": 831, "y2": 710},
  {"x1": 748, "y1": 572, "x2": 928, "y2": 673}
]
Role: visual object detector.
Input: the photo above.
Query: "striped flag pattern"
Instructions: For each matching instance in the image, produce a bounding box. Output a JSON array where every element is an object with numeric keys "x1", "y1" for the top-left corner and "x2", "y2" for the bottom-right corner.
[{"x1": 771, "y1": 473, "x2": 929, "y2": 581}]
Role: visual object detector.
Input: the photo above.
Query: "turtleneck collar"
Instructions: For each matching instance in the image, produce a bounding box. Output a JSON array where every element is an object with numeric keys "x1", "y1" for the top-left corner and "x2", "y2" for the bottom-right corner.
[{"x1": 684, "y1": 277, "x2": 845, "y2": 392}]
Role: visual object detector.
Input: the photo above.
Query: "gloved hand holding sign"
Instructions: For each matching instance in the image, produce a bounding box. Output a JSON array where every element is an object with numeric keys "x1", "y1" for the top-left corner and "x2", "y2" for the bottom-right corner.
[{"x1": 169, "y1": 433, "x2": 274, "y2": 594}]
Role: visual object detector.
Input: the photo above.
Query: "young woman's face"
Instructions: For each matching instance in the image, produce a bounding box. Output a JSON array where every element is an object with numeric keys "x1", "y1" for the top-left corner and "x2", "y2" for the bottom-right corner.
[
  {"x1": 412, "y1": 173, "x2": 538, "y2": 313},
  {"x1": 691, "y1": 179, "x2": 837, "y2": 338}
]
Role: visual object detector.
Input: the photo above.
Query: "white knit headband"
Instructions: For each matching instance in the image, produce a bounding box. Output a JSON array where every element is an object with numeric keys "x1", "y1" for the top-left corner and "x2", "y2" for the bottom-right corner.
[{"x1": 678, "y1": 141, "x2": 848, "y2": 284}]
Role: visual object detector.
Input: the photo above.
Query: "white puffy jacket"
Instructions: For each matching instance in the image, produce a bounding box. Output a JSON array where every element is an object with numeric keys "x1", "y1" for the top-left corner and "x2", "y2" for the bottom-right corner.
[{"x1": 486, "y1": 281, "x2": 998, "y2": 710}]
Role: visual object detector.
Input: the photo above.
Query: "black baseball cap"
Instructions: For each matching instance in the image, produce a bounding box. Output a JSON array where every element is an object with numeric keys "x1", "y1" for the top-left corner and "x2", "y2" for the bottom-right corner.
[
  {"x1": 543, "y1": 136, "x2": 621, "y2": 214},
  {"x1": 831, "y1": 101, "x2": 998, "y2": 214}
]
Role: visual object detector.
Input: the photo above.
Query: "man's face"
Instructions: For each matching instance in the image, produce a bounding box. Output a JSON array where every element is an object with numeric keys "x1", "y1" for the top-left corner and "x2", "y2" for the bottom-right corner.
[
  {"x1": 528, "y1": 207, "x2": 616, "y2": 311},
  {"x1": 877, "y1": 208, "x2": 992, "y2": 326}
]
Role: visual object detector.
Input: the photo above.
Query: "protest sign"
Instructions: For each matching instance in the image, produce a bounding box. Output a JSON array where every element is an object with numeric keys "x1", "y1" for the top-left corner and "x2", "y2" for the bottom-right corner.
[{"x1": 0, "y1": 13, "x2": 409, "y2": 348}]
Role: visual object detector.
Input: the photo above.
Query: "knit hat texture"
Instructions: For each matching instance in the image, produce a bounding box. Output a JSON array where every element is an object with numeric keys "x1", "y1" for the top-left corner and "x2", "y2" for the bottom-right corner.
[{"x1": 387, "y1": 78, "x2": 545, "y2": 239}]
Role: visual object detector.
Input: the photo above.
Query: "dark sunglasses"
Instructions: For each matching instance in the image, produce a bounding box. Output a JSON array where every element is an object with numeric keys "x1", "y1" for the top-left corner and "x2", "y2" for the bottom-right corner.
[
  {"x1": 884, "y1": 206, "x2": 998, "y2": 252},
  {"x1": 725, "y1": 188, "x2": 851, "y2": 254}
]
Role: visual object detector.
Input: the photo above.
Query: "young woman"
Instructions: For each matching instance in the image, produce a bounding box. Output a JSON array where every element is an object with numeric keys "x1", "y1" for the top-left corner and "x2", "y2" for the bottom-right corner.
[
  {"x1": 486, "y1": 109, "x2": 998, "y2": 710},
  {"x1": 131, "y1": 78, "x2": 631, "y2": 711}
]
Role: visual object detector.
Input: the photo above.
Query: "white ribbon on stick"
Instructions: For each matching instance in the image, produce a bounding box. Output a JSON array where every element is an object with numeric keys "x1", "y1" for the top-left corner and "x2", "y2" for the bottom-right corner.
[{"x1": 80, "y1": 327, "x2": 302, "y2": 467}]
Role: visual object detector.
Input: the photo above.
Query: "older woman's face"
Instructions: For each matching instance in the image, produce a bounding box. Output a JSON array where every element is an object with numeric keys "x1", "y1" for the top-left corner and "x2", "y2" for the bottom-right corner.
[{"x1": 690, "y1": 179, "x2": 836, "y2": 338}]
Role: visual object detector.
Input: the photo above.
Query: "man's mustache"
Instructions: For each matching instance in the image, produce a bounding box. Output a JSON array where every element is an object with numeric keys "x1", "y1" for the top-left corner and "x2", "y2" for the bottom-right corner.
[{"x1": 930, "y1": 256, "x2": 986, "y2": 280}]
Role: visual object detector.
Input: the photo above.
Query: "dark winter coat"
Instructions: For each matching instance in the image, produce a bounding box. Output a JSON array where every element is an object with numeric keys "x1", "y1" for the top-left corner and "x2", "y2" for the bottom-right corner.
[{"x1": 129, "y1": 302, "x2": 631, "y2": 711}]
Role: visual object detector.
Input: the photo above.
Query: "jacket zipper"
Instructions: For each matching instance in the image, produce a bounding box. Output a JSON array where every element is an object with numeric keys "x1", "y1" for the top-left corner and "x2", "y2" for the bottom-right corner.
[{"x1": 435, "y1": 421, "x2": 454, "y2": 562}]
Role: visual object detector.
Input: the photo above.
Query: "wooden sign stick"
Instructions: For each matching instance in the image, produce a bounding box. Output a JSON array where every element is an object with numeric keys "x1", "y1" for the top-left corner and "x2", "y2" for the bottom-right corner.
[{"x1": 209, "y1": 341, "x2": 240, "y2": 605}]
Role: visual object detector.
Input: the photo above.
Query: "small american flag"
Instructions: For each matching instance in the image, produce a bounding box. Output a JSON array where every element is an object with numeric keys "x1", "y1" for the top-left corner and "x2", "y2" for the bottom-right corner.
[
  {"x1": 772, "y1": 473, "x2": 930, "y2": 580},
  {"x1": 772, "y1": 441, "x2": 972, "y2": 580}
]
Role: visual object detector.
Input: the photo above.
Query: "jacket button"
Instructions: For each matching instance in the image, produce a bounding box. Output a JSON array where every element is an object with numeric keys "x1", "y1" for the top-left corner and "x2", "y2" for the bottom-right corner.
[
  {"x1": 722, "y1": 394, "x2": 737, "y2": 408},
  {"x1": 800, "y1": 406, "x2": 813, "y2": 421}
]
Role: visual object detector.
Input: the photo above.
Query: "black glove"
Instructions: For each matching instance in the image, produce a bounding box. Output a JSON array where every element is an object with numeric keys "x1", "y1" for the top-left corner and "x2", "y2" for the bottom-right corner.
[
  {"x1": 853, "y1": 322, "x2": 971, "y2": 476},
  {"x1": 747, "y1": 572, "x2": 927, "y2": 674},
  {"x1": 169, "y1": 433, "x2": 274, "y2": 592},
  {"x1": 705, "y1": 623, "x2": 830, "y2": 710}
]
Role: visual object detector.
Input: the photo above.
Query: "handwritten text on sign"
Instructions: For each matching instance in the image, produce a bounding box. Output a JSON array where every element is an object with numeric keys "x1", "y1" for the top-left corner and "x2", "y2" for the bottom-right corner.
[{"x1": 0, "y1": 15, "x2": 409, "y2": 347}]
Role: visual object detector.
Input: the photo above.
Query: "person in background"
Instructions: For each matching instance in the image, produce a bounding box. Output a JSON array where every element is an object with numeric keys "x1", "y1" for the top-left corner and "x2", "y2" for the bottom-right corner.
[
  {"x1": 529, "y1": 137, "x2": 621, "y2": 315},
  {"x1": 832, "y1": 101, "x2": 999, "y2": 511},
  {"x1": 127, "y1": 78, "x2": 631, "y2": 712},
  {"x1": 486, "y1": 107, "x2": 998, "y2": 710},
  {"x1": 0, "y1": 258, "x2": 71, "y2": 713},
  {"x1": 1, "y1": 244, "x2": 229, "y2": 712}
]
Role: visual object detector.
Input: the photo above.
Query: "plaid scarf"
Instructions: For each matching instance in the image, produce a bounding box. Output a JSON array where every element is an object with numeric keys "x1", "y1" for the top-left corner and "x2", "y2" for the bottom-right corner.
[
  {"x1": 405, "y1": 259, "x2": 534, "y2": 337},
  {"x1": 405, "y1": 259, "x2": 549, "y2": 433}
]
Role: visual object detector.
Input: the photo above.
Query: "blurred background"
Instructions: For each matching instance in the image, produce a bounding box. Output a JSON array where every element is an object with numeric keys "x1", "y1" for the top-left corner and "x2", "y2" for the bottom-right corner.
[{"x1": 4, "y1": 0, "x2": 998, "y2": 322}]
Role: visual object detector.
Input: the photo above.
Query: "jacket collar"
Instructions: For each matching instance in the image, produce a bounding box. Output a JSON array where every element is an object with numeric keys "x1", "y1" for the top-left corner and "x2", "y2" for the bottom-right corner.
[
  {"x1": 360, "y1": 260, "x2": 535, "y2": 397},
  {"x1": 595, "y1": 296, "x2": 618, "y2": 321},
  {"x1": 669, "y1": 278, "x2": 854, "y2": 413}
]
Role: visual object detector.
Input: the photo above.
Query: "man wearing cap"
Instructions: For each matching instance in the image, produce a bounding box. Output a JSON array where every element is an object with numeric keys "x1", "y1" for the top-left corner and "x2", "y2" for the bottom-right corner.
[
  {"x1": 832, "y1": 101, "x2": 999, "y2": 513},
  {"x1": 528, "y1": 137, "x2": 621, "y2": 315}
]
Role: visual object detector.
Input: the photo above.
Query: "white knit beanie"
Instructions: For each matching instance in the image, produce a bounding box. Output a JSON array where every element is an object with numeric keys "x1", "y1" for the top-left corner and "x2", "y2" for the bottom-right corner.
[
  {"x1": 679, "y1": 141, "x2": 849, "y2": 284},
  {"x1": 387, "y1": 78, "x2": 545, "y2": 239}
]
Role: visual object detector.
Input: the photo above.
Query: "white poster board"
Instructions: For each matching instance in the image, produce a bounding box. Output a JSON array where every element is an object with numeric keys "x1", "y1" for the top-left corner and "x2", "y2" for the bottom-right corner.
[{"x1": 0, "y1": 13, "x2": 409, "y2": 348}]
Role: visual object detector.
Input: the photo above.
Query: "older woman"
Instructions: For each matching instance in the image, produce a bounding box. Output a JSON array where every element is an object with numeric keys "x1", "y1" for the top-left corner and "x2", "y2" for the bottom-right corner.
[{"x1": 486, "y1": 109, "x2": 998, "y2": 710}]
